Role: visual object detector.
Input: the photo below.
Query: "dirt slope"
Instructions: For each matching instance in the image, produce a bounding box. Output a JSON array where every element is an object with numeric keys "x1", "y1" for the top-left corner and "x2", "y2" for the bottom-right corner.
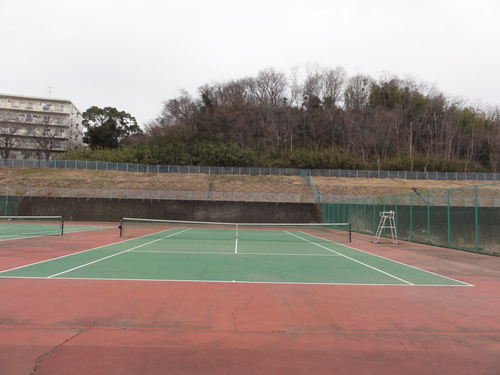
[{"x1": 1, "y1": 167, "x2": 496, "y2": 199}]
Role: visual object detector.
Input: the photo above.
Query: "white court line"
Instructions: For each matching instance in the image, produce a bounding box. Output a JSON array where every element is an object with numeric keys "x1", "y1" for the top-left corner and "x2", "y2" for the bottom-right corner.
[
  {"x1": 0, "y1": 227, "x2": 473, "y2": 287},
  {"x1": 0, "y1": 232, "x2": 59, "y2": 242},
  {"x1": 0, "y1": 274, "x2": 475, "y2": 287},
  {"x1": 0, "y1": 228, "x2": 180, "y2": 274},
  {"x1": 63, "y1": 226, "x2": 113, "y2": 233},
  {"x1": 132, "y1": 250, "x2": 236, "y2": 255},
  {"x1": 47, "y1": 228, "x2": 192, "y2": 278},
  {"x1": 295, "y1": 230, "x2": 473, "y2": 287},
  {"x1": 131, "y1": 249, "x2": 340, "y2": 256},
  {"x1": 284, "y1": 230, "x2": 414, "y2": 285}
]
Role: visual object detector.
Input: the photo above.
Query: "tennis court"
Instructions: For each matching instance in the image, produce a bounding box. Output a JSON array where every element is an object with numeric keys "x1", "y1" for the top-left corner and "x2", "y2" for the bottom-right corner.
[
  {"x1": 0, "y1": 219, "x2": 469, "y2": 286},
  {"x1": 1, "y1": 218, "x2": 499, "y2": 375},
  {"x1": 0, "y1": 216, "x2": 110, "y2": 242}
]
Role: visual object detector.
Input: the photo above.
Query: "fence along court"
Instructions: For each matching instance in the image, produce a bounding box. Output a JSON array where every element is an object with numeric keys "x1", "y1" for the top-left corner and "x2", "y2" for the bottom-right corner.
[{"x1": 323, "y1": 182, "x2": 500, "y2": 255}]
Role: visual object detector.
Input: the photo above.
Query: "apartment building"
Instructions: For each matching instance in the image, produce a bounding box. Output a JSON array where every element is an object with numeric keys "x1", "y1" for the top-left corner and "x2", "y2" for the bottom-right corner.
[{"x1": 0, "y1": 93, "x2": 84, "y2": 160}]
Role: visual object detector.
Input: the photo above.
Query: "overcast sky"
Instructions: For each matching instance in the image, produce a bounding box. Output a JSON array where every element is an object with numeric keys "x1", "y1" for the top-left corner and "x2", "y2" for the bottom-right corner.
[{"x1": 2, "y1": 0, "x2": 499, "y2": 125}]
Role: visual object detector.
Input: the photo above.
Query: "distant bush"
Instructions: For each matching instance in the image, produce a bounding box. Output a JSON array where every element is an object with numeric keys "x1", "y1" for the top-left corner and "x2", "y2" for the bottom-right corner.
[{"x1": 65, "y1": 143, "x2": 488, "y2": 173}]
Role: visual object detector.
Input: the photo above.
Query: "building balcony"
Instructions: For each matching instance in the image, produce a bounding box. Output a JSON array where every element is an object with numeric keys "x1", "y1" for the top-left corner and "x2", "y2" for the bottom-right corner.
[{"x1": 0, "y1": 100, "x2": 73, "y2": 115}]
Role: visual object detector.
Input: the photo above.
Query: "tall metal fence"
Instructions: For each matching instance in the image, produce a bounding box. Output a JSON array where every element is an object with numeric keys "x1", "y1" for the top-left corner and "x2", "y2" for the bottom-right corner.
[
  {"x1": 0, "y1": 186, "x2": 325, "y2": 204},
  {"x1": 1, "y1": 195, "x2": 20, "y2": 216},
  {"x1": 322, "y1": 183, "x2": 500, "y2": 256},
  {"x1": 2, "y1": 158, "x2": 500, "y2": 181}
]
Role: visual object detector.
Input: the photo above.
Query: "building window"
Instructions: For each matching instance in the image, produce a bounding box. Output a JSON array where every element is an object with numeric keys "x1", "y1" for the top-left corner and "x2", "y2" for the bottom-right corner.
[
  {"x1": 56, "y1": 105, "x2": 64, "y2": 111},
  {"x1": 11, "y1": 101, "x2": 20, "y2": 108}
]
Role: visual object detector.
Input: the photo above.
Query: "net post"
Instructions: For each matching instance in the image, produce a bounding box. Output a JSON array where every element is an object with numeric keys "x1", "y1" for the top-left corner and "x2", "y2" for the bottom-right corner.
[
  {"x1": 348, "y1": 223, "x2": 352, "y2": 243},
  {"x1": 236, "y1": 223, "x2": 239, "y2": 240},
  {"x1": 119, "y1": 219, "x2": 124, "y2": 238},
  {"x1": 61, "y1": 218, "x2": 64, "y2": 235}
]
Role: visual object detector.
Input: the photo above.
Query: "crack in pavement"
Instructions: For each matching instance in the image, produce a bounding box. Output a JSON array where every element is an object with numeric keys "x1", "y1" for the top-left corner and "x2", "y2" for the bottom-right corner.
[
  {"x1": 231, "y1": 293, "x2": 253, "y2": 331},
  {"x1": 30, "y1": 327, "x2": 87, "y2": 374},
  {"x1": 400, "y1": 343, "x2": 413, "y2": 360}
]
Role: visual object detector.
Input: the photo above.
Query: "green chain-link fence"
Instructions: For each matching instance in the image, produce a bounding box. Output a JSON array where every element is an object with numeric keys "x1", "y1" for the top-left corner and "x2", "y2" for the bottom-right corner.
[
  {"x1": 1, "y1": 195, "x2": 20, "y2": 216},
  {"x1": 322, "y1": 183, "x2": 500, "y2": 256}
]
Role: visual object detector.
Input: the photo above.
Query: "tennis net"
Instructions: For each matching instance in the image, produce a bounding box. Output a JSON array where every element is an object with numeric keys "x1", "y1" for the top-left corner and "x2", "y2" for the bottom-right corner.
[
  {"x1": 119, "y1": 218, "x2": 351, "y2": 243},
  {"x1": 0, "y1": 216, "x2": 64, "y2": 238}
]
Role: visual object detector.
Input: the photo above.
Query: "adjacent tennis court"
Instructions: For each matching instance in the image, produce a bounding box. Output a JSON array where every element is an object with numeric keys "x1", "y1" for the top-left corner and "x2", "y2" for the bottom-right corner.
[
  {"x1": 0, "y1": 216, "x2": 110, "y2": 241},
  {"x1": 0, "y1": 218, "x2": 470, "y2": 286}
]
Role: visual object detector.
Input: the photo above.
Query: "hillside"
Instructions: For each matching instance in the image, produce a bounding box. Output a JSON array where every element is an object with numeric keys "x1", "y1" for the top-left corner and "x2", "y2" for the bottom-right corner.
[{"x1": 1, "y1": 167, "x2": 496, "y2": 201}]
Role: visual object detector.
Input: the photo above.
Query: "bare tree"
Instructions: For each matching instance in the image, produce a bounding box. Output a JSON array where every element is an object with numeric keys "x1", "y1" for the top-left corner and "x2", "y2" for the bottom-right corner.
[
  {"x1": 247, "y1": 67, "x2": 288, "y2": 108},
  {"x1": 199, "y1": 79, "x2": 250, "y2": 108},
  {"x1": 29, "y1": 115, "x2": 67, "y2": 160},
  {"x1": 485, "y1": 106, "x2": 500, "y2": 172},
  {"x1": 321, "y1": 66, "x2": 347, "y2": 109},
  {"x1": 288, "y1": 66, "x2": 302, "y2": 108},
  {"x1": 0, "y1": 112, "x2": 23, "y2": 161},
  {"x1": 302, "y1": 64, "x2": 323, "y2": 109},
  {"x1": 439, "y1": 97, "x2": 467, "y2": 164},
  {"x1": 243, "y1": 68, "x2": 290, "y2": 151},
  {"x1": 344, "y1": 74, "x2": 372, "y2": 111},
  {"x1": 161, "y1": 89, "x2": 199, "y2": 132},
  {"x1": 301, "y1": 64, "x2": 347, "y2": 109}
]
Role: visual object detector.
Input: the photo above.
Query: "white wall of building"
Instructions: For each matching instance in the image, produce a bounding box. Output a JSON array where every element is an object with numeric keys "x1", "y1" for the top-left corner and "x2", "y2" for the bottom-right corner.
[{"x1": 0, "y1": 93, "x2": 84, "y2": 160}]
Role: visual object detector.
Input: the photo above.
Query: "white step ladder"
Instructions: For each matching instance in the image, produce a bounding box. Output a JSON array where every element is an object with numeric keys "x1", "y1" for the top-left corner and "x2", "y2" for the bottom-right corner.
[{"x1": 373, "y1": 211, "x2": 399, "y2": 244}]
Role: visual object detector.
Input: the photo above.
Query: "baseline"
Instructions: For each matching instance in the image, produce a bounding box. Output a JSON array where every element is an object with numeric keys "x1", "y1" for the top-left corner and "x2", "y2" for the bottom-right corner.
[
  {"x1": 295, "y1": 230, "x2": 472, "y2": 286},
  {"x1": 285, "y1": 231, "x2": 414, "y2": 285}
]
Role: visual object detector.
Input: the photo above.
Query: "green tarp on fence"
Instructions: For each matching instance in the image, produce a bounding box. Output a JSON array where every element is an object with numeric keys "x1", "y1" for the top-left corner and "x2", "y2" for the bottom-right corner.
[
  {"x1": 322, "y1": 183, "x2": 500, "y2": 256},
  {"x1": 1, "y1": 196, "x2": 20, "y2": 216}
]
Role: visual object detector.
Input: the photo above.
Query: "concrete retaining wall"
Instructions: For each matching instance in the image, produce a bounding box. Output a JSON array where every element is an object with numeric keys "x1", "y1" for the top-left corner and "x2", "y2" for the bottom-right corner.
[{"x1": 17, "y1": 196, "x2": 322, "y2": 223}]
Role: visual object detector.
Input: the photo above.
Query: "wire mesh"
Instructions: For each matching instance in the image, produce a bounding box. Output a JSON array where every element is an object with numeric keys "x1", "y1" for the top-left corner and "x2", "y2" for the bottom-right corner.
[{"x1": 322, "y1": 183, "x2": 500, "y2": 256}]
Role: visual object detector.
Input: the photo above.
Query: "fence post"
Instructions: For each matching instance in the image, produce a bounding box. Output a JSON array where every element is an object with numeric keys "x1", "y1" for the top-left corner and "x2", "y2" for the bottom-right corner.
[
  {"x1": 427, "y1": 191, "x2": 431, "y2": 245},
  {"x1": 409, "y1": 195, "x2": 413, "y2": 240},
  {"x1": 4, "y1": 186, "x2": 7, "y2": 216},
  {"x1": 447, "y1": 189, "x2": 451, "y2": 248},
  {"x1": 362, "y1": 198, "x2": 367, "y2": 234},
  {"x1": 474, "y1": 186, "x2": 479, "y2": 253}
]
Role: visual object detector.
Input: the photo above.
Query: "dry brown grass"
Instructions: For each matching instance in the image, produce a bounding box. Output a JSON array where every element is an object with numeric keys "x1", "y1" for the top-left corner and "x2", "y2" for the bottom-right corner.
[{"x1": 1, "y1": 167, "x2": 497, "y2": 199}]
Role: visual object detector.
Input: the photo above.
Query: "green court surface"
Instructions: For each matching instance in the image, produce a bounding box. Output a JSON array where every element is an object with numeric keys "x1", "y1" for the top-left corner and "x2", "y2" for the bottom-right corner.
[{"x1": 0, "y1": 227, "x2": 471, "y2": 286}]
